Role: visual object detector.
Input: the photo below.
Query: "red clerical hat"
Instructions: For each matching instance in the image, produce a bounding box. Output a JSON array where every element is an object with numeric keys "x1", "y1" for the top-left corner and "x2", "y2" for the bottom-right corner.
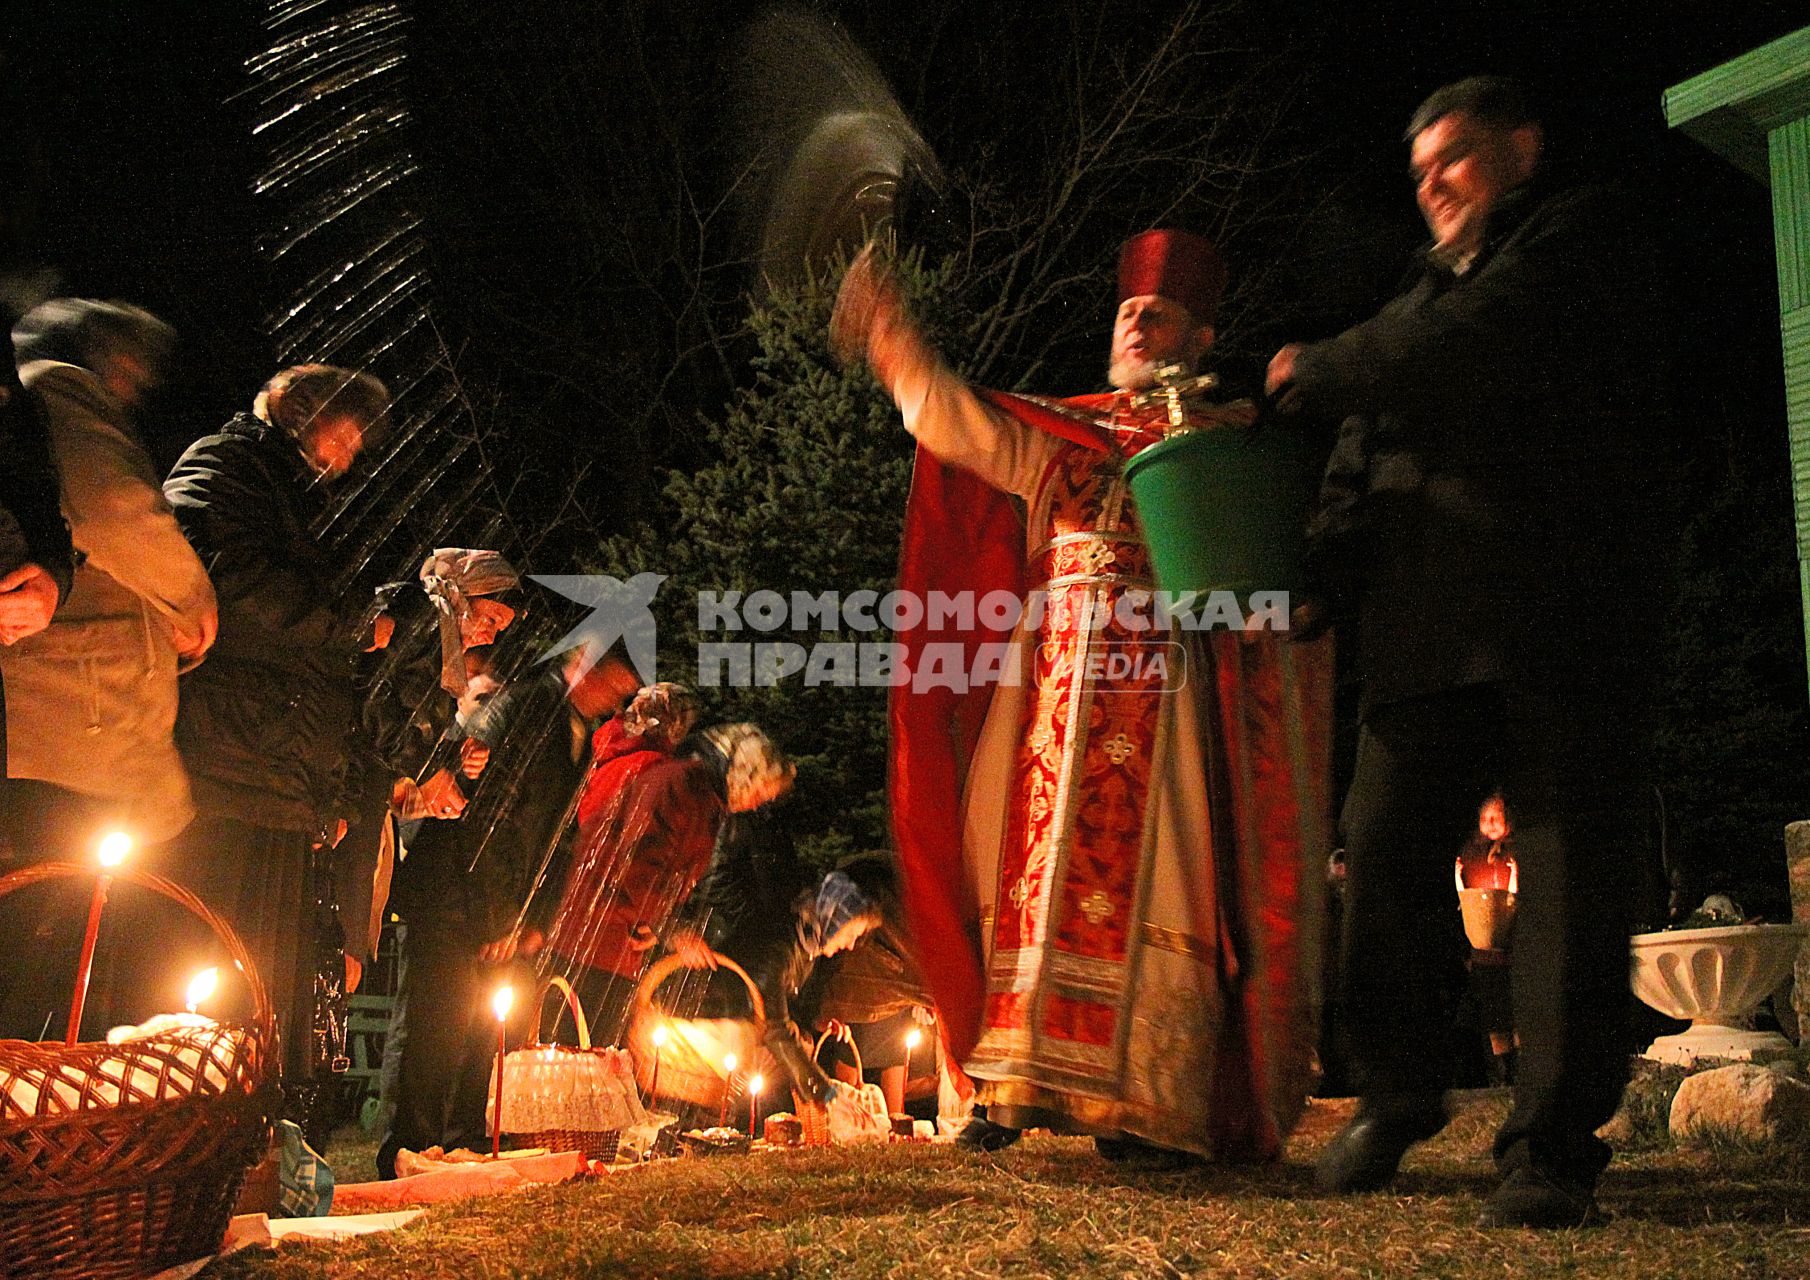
[{"x1": 1117, "y1": 229, "x2": 1225, "y2": 327}]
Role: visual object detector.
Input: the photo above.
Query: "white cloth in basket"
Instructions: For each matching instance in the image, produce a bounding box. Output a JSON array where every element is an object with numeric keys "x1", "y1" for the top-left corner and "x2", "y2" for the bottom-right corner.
[
  {"x1": 826, "y1": 1080, "x2": 890, "y2": 1145},
  {"x1": 2, "y1": 1019, "x2": 253, "y2": 1120},
  {"x1": 487, "y1": 1043, "x2": 648, "y2": 1135}
]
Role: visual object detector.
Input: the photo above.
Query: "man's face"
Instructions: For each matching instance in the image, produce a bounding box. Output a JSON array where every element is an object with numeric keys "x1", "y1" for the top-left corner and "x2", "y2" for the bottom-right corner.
[
  {"x1": 100, "y1": 351, "x2": 155, "y2": 409},
  {"x1": 1411, "y1": 111, "x2": 1541, "y2": 259},
  {"x1": 820, "y1": 915, "x2": 878, "y2": 956},
  {"x1": 566, "y1": 653, "x2": 640, "y2": 719},
  {"x1": 460, "y1": 597, "x2": 516, "y2": 648},
  {"x1": 1109, "y1": 294, "x2": 1210, "y2": 392},
  {"x1": 299, "y1": 412, "x2": 367, "y2": 480},
  {"x1": 727, "y1": 762, "x2": 794, "y2": 813},
  {"x1": 1478, "y1": 797, "x2": 1509, "y2": 842}
]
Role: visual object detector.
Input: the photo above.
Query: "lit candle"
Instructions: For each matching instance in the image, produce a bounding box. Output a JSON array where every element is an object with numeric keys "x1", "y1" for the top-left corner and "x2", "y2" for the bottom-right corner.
[
  {"x1": 67, "y1": 832, "x2": 131, "y2": 1045},
  {"x1": 491, "y1": 984, "x2": 514, "y2": 1158},
  {"x1": 720, "y1": 1051, "x2": 738, "y2": 1128},
  {"x1": 185, "y1": 967, "x2": 219, "y2": 1015},
  {"x1": 649, "y1": 1021, "x2": 669, "y2": 1105},
  {"x1": 904, "y1": 1025, "x2": 923, "y2": 1080},
  {"x1": 749, "y1": 1072, "x2": 764, "y2": 1138}
]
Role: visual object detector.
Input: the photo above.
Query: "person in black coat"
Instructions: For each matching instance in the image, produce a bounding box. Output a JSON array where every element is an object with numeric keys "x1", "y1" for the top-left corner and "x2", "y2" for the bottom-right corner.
[
  {"x1": 375, "y1": 657, "x2": 593, "y2": 1175},
  {"x1": 164, "y1": 364, "x2": 393, "y2": 1085},
  {"x1": 1267, "y1": 77, "x2": 1668, "y2": 1228}
]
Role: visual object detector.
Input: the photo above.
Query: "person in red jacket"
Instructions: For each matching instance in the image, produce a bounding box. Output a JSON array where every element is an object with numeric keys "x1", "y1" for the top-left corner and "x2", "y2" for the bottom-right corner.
[{"x1": 540, "y1": 697, "x2": 794, "y2": 1043}]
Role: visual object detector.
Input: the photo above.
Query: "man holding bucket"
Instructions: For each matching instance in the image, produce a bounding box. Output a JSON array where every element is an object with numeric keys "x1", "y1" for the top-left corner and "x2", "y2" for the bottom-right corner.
[
  {"x1": 833, "y1": 234, "x2": 1332, "y2": 1166},
  {"x1": 1267, "y1": 77, "x2": 1666, "y2": 1226}
]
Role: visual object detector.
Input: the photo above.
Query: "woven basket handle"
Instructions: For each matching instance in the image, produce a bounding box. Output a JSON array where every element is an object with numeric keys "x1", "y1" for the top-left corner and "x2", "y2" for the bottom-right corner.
[
  {"x1": 812, "y1": 1025, "x2": 863, "y2": 1077},
  {"x1": 633, "y1": 950, "x2": 766, "y2": 1040},
  {"x1": 534, "y1": 973, "x2": 591, "y2": 1049},
  {"x1": 0, "y1": 860, "x2": 274, "y2": 1045}
]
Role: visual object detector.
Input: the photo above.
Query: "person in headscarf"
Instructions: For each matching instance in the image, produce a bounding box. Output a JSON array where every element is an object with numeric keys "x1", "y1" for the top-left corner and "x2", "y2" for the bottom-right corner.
[
  {"x1": 539, "y1": 715, "x2": 791, "y2": 1045},
  {"x1": 677, "y1": 858, "x2": 894, "y2": 1106},
  {"x1": 358, "y1": 547, "x2": 521, "y2": 825}
]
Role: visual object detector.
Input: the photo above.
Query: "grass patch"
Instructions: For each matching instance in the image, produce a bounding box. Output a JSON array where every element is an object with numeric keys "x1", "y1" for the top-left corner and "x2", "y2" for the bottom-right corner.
[{"x1": 202, "y1": 1092, "x2": 1810, "y2": 1279}]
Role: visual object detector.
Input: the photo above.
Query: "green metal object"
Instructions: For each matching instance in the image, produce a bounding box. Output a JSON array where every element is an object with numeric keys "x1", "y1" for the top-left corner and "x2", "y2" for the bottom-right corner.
[
  {"x1": 1666, "y1": 26, "x2": 1810, "y2": 698},
  {"x1": 1122, "y1": 425, "x2": 1315, "y2": 604}
]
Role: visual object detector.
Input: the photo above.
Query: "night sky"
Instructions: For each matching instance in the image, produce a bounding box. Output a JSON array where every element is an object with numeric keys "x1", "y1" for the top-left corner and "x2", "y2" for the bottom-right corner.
[{"x1": 4, "y1": 3, "x2": 1800, "y2": 455}]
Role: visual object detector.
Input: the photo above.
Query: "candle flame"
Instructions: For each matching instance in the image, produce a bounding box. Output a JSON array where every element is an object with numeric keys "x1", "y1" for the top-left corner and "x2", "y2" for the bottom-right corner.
[
  {"x1": 904, "y1": 1027, "x2": 923, "y2": 1051},
  {"x1": 97, "y1": 831, "x2": 132, "y2": 869},
  {"x1": 651, "y1": 1022, "x2": 670, "y2": 1048},
  {"x1": 750, "y1": 1072, "x2": 765, "y2": 1095},
  {"x1": 722, "y1": 1051, "x2": 738, "y2": 1073},
  {"x1": 185, "y1": 967, "x2": 219, "y2": 1011},
  {"x1": 492, "y1": 985, "x2": 514, "y2": 1021}
]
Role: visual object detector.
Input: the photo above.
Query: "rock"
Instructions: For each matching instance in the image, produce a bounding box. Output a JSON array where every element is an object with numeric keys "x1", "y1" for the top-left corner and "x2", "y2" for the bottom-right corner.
[
  {"x1": 1786, "y1": 821, "x2": 1810, "y2": 1037},
  {"x1": 1599, "y1": 1063, "x2": 1687, "y2": 1147},
  {"x1": 1669, "y1": 1063, "x2": 1810, "y2": 1144}
]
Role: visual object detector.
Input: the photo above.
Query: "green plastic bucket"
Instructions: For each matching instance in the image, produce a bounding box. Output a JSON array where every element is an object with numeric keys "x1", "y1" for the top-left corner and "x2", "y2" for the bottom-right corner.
[{"x1": 1122, "y1": 425, "x2": 1315, "y2": 603}]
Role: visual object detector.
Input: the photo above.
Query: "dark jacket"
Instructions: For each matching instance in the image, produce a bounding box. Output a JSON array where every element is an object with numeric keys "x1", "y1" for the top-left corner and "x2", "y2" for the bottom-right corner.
[
  {"x1": 724, "y1": 888, "x2": 837, "y2": 1103},
  {"x1": 165, "y1": 413, "x2": 371, "y2": 830},
  {"x1": 391, "y1": 670, "x2": 585, "y2": 944},
  {"x1": 688, "y1": 803, "x2": 811, "y2": 956},
  {"x1": 1293, "y1": 178, "x2": 1668, "y2": 713}
]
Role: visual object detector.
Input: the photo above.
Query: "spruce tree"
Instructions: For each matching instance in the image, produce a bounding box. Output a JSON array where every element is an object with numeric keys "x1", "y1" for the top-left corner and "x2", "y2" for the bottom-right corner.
[{"x1": 604, "y1": 256, "x2": 958, "y2": 868}]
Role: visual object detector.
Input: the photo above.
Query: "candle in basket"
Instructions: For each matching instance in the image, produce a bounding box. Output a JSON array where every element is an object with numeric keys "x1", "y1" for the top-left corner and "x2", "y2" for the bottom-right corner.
[
  {"x1": 720, "y1": 1052, "x2": 738, "y2": 1128},
  {"x1": 649, "y1": 1021, "x2": 669, "y2": 1104},
  {"x1": 185, "y1": 967, "x2": 218, "y2": 1014},
  {"x1": 749, "y1": 1073, "x2": 764, "y2": 1138},
  {"x1": 491, "y1": 984, "x2": 514, "y2": 1158},
  {"x1": 67, "y1": 831, "x2": 131, "y2": 1045}
]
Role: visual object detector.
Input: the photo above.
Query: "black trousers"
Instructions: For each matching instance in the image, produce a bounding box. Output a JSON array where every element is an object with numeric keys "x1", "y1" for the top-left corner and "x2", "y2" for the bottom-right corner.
[
  {"x1": 1338, "y1": 681, "x2": 1642, "y2": 1183},
  {"x1": 172, "y1": 815, "x2": 318, "y2": 1083},
  {"x1": 379, "y1": 927, "x2": 493, "y2": 1165}
]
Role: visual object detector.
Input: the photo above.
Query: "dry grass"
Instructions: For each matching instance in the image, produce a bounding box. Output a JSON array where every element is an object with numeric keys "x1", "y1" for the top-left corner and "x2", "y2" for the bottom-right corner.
[{"x1": 202, "y1": 1092, "x2": 1810, "y2": 1279}]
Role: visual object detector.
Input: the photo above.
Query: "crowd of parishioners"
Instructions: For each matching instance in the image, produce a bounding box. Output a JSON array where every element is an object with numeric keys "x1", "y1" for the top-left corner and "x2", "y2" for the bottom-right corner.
[{"x1": 0, "y1": 298, "x2": 934, "y2": 1179}]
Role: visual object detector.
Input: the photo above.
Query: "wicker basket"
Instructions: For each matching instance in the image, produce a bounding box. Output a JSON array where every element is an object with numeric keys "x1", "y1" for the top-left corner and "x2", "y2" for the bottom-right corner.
[
  {"x1": 792, "y1": 1027, "x2": 862, "y2": 1148},
  {"x1": 493, "y1": 976, "x2": 630, "y2": 1164},
  {"x1": 627, "y1": 952, "x2": 767, "y2": 1108},
  {"x1": 0, "y1": 861, "x2": 275, "y2": 1280}
]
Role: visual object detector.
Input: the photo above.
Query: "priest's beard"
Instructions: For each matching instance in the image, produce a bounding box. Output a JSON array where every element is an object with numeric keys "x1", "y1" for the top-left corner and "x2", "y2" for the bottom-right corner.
[{"x1": 1108, "y1": 354, "x2": 1183, "y2": 393}]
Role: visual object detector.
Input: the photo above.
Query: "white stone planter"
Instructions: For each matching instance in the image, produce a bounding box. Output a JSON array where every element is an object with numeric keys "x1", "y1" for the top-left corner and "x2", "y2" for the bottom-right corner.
[{"x1": 1629, "y1": 923, "x2": 1807, "y2": 1065}]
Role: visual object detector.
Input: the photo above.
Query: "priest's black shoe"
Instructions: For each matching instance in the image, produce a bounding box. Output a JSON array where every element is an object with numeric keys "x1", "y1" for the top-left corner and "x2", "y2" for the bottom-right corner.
[
  {"x1": 956, "y1": 1115, "x2": 1022, "y2": 1152},
  {"x1": 1314, "y1": 1105, "x2": 1446, "y2": 1193},
  {"x1": 1476, "y1": 1165, "x2": 1601, "y2": 1229}
]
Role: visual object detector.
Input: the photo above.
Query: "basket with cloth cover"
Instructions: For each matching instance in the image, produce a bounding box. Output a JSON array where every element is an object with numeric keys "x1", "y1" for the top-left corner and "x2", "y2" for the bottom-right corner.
[
  {"x1": 488, "y1": 975, "x2": 645, "y2": 1163},
  {"x1": 628, "y1": 952, "x2": 769, "y2": 1108},
  {"x1": 794, "y1": 1026, "x2": 889, "y2": 1147},
  {"x1": 0, "y1": 862, "x2": 274, "y2": 1280}
]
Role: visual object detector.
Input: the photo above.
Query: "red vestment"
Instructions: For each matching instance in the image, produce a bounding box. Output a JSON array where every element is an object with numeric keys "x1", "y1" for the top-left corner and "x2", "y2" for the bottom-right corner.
[{"x1": 890, "y1": 370, "x2": 1332, "y2": 1159}]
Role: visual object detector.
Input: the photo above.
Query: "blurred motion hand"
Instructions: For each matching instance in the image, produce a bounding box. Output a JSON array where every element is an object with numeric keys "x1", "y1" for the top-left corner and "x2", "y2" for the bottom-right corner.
[
  {"x1": 0, "y1": 563, "x2": 58, "y2": 644},
  {"x1": 459, "y1": 737, "x2": 491, "y2": 779},
  {"x1": 668, "y1": 927, "x2": 715, "y2": 969},
  {"x1": 418, "y1": 768, "x2": 467, "y2": 819}
]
